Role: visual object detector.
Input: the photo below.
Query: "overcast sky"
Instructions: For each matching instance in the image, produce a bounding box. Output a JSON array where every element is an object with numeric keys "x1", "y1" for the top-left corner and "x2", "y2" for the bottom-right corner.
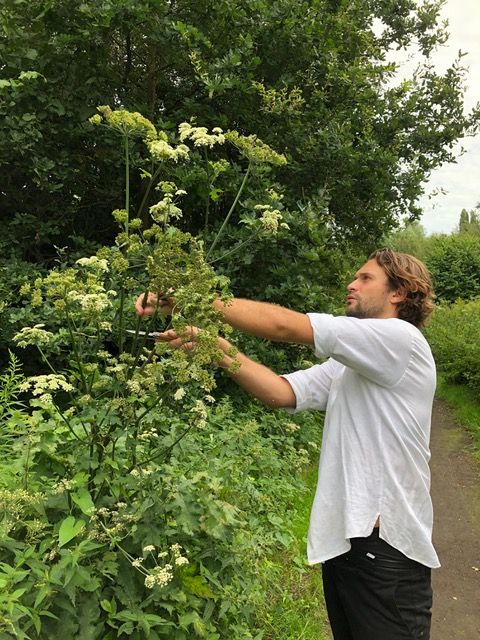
[{"x1": 397, "y1": 0, "x2": 480, "y2": 235}]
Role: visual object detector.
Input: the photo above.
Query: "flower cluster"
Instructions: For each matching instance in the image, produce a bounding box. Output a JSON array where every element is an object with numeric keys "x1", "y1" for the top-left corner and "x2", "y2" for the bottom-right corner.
[
  {"x1": 170, "y1": 543, "x2": 189, "y2": 567},
  {"x1": 284, "y1": 422, "x2": 300, "y2": 433},
  {"x1": 51, "y1": 478, "x2": 75, "y2": 495},
  {"x1": 190, "y1": 399, "x2": 208, "y2": 429},
  {"x1": 225, "y1": 130, "x2": 287, "y2": 165},
  {"x1": 13, "y1": 324, "x2": 54, "y2": 348},
  {"x1": 149, "y1": 195, "x2": 183, "y2": 224},
  {"x1": 76, "y1": 256, "x2": 109, "y2": 272},
  {"x1": 67, "y1": 290, "x2": 115, "y2": 316},
  {"x1": 88, "y1": 503, "x2": 138, "y2": 543},
  {"x1": 144, "y1": 566, "x2": 174, "y2": 589},
  {"x1": 178, "y1": 122, "x2": 225, "y2": 148},
  {"x1": 89, "y1": 105, "x2": 157, "y2": 140},
  {"x1": 150, "y1": 181, "x2": 187, "y2": 224},
  {"x1": 136, "y1": 427, "x2": 158, "y2": 442},
  {"x1": 19, "y1": 374, "x2": 73, "y2": 398},
  {"x1": 0, "y1": 489, "x2": 45, "y2": 540},
  {"x1": 129, "y1": 466, "x2": 155, "y2": 479},
  {"x1": 128, "y1": 543, "x2": 189, "y2": 589},
  {"x1": 146, "y1": 132, "x2": 190, "y2": 163},
  {"x1": 0, "y1": 488, "x2": 44, "y2": 520},
  {"x1": 174, "y1": 387, "x2": 186, "y2": 401},
  {"x1": 254, "y1": 204, "x2": 289, "y2": 235}
]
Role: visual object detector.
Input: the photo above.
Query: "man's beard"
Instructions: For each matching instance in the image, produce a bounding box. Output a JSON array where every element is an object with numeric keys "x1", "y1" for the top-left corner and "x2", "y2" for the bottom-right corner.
[
  {"x1": 346, "y1": 305, "x2": 369, "y2": 319},
  {"x1": 346, "y1": 299, "x2": 385, "y2": 319}
]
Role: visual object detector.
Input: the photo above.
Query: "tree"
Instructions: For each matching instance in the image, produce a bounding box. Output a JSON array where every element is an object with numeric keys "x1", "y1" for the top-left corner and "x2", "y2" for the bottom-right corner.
[
  {"x1": 384, "y1": 221, "x2": 431, "y2": 259},
  {"x1": 1, "y1": 0, "x2": 479, "y2": 271},
  {"x1": 458, "y1": 206, "x2": 480, "y2": 236}
]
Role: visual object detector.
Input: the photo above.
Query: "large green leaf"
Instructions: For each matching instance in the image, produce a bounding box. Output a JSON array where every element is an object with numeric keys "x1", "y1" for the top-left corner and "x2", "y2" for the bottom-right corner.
[
  {"x1": 71, "y1": 487, "x2": 95, "y2": 515},
  {"x1": 58, "y1": 516, "x2": 85, "y2": 547}
]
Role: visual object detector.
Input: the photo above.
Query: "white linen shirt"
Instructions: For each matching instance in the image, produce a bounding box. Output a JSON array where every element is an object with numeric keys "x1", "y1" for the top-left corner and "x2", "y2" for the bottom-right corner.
[{"x1": 282, "y1": 313, "x2": 440, "y2": 568}]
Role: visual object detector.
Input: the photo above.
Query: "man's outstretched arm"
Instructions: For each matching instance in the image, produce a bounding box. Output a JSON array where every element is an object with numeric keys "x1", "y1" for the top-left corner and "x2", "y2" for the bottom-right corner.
[
  {"x1": 157, "y1": 328, "x2": 297, "y2": 409},
  {"x1": 134, "y1": 292, "x2": 313, "y2": 346},
  {"x1": 213, "y1": 298, "x2": 313, "y2": 345},
  {"x1": 217, "y1": 336, "x2": 297, "y2": 407}
]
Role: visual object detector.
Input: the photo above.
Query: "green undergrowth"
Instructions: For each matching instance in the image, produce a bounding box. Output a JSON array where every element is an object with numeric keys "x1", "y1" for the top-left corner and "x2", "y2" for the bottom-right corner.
[
  {"x1": 435, "y1": 375, "x2": 480, "y2": 461},
  {"x1": 257, "y1": 464, "x2": 331, "y2": 640}
]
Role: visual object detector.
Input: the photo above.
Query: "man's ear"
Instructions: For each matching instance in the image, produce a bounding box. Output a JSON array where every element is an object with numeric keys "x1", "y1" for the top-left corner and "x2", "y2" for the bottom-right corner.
[{"x1": 390, "y1": 288, "x2": 407, "y2": 304}]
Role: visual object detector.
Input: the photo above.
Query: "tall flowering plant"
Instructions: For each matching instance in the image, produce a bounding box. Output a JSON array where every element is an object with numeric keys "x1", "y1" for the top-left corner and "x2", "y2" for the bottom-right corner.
[{"x1": 1, "y1": 108, "x2": 290, "y2": 638}]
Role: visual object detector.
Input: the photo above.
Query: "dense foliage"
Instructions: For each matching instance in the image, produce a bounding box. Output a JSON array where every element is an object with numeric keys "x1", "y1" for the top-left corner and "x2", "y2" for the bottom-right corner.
[
  {"x1": 384, "y1": 219, "x2": 480, "y2": 401},
  {"x1": 0, "y1": 109, "x2": 327, "y2": 639},
  {"x1": 386, "y1": 219, "x2": 480, "y2": 303},
  {"x1": 2, "y1": 1, "x2": 480, "y2": 635},
  {"x1": 0, "y1": 350, "x2": 323, "y2": 639},
  {"x1": 425, "y1": 234, "x2": 480, "y2": 303},
  {"x1": 425, "y1": 298, "x2": 480, "y2": 395},
  {"x1": 1, "y1": 0, "x2": 479, "y2": 269}
]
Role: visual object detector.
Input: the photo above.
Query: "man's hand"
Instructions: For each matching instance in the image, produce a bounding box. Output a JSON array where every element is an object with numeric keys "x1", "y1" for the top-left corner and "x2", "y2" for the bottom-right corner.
[
  {"x1": 135, "y1": 290, "x2": 175, "y2": 317},
  {"x1": 156, "y1": 327, "x2": 231, "y2": 367},
  {"x1": 156, "y1": 327, "x2": 296, "y2": 408},
  {"x1": 156, "y1": 327, "x2": 198, "y2": 351}
]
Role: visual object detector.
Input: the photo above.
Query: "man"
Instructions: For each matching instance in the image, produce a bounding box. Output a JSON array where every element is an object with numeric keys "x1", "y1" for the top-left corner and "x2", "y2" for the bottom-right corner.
[{"x1": 135, "y1": 249, "x2": 439, "y2": 640}]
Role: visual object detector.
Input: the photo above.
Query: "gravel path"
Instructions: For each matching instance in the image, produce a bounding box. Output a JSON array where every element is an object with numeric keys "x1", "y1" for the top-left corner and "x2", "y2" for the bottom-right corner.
[{"x1": 430, "y1": 398, "x2": 480, "y2": 639}]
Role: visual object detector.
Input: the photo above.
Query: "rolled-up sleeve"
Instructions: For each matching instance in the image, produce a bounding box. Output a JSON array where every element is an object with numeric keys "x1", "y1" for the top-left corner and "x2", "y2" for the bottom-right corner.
[
  {"x1": 281, "y1": 358, "x2": 338, "y2": 412},
  {"x1": 306, "y1": 313, "x2": 414, "y2": 388}
]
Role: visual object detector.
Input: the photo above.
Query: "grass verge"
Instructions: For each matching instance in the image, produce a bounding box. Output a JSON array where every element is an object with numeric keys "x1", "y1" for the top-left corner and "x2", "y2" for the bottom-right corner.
[
  {"x1": 435, "y1": 374, "x2": 480, "y2": 461},
  {"x1": 256, "y1": 463, "x2": 331, "y2": 640}
]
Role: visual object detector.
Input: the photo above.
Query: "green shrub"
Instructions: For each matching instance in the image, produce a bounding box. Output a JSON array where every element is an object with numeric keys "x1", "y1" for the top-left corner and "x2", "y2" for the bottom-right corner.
[
  {"x1": 0, "y1": 108, "x2": 325, "y2": 638},
  {"x1": 425, "y1": 298, "x2": 480, "y2": 394},
  {"x1": 425, "y1": 235, "x2": 480, "y2": 302},
  {"x1": 0, "y1": 373, "x2": 322, "y2": 639}
]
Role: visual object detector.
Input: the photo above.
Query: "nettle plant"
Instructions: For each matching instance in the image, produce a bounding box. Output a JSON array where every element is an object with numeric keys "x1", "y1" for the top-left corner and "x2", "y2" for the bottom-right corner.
[{"x1": 1, "y1": 108, "x2": 290, "y2": 638}]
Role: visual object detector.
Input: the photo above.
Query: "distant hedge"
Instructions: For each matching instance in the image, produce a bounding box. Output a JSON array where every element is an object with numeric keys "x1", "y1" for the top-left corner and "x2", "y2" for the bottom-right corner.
[
  {"x1": 426, "y1": 235, "x2": 480, "y2": 303},
  {"x1": 425, "y1": 298, "x2": 480, "y2": 394}
]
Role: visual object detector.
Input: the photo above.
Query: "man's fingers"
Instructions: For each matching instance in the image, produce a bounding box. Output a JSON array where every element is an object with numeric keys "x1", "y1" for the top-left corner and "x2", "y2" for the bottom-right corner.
[
  {"x1": 156, "y1": 330, "x2": 180, "y2": 344},
  {"x1": 155, "y1": 327, "x2": 199, "y2": 350},
  {"x1": 135, "y1": 293, "x2": 158, "y2": 316},
  {"x1": 135, "y1": 291, "x2": 175, "y2": 316}
]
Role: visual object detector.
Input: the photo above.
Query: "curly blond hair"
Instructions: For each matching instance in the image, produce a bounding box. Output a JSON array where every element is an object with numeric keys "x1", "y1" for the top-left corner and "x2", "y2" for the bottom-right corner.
[{"x1": 369, "y1": 249, "x2": 435, "y2": 328}]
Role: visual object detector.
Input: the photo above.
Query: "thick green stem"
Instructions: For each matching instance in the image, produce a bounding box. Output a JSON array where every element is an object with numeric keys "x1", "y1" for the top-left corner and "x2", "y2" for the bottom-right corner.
[
  {"x1": 127, "y1": 385, "x2": 172, "y2": 470},
  {"x1": 65, "y1": 305, "x2": 88, "y2": 393},
  {"x1": 37, "y1": 347, "x2": 59, "y2": 376},
  {"x1": 118, "y1": 288, "x2": 126, "y2": 353},
  {"x1": 52, "y1": 400, "x2": 86, "y2": 441},
  {"x1": 138, "y1": 420, "x2": 196, "y2": 467},
  {"x1": 138, "y1": 165, "x2": 162, "y2": 222},
  {"x1": 124, "y1": 135, "x2": 130, "y2": 236},
  {"x1": 23, "y1": 439, "x2": 31, "y2": 490},
  {"x1": 118, "y1": 134, "x2": 130, "y2": 353},
  {"x1": 207, "y1": 229, "x2": 260, "y2": 265},
  {"x1": 206, "y1": 162, "x2": 251, "y2": 259},
  {"x1": 203, "y1": 148, "x2": 211, "y2": 235}
]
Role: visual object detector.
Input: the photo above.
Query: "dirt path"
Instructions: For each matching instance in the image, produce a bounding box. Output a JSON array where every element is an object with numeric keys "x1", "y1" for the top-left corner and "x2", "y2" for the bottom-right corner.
[{"x1": 430, "y1": 398, "x2": 480, "y2": 639}]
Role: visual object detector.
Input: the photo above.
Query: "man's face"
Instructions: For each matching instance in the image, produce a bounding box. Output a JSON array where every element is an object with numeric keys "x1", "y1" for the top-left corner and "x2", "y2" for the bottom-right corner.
[{"x1": 346, "y1": 259, "x2": 401, "y2": 320}]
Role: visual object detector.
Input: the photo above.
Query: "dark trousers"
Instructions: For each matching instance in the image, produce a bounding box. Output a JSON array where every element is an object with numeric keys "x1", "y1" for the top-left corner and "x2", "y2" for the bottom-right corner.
[{"x1": 322, "y1": 529, "x2": 432, "y2": 640}]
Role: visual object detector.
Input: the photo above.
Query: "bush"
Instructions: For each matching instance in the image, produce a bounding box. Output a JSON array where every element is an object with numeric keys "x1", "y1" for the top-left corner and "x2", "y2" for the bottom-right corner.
[
  {"x1": 425, "y1": 234, "x2": 480, "y2": 302},
  {"x1": 0, "y1": 353, "x2": 323, "y2": 639},
  {"x1": 424, "y1": 298, "x2": 480, "y2": 394},
  {"x1": 0, "y1": 108, "x2": 325, "y2": 638}
]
